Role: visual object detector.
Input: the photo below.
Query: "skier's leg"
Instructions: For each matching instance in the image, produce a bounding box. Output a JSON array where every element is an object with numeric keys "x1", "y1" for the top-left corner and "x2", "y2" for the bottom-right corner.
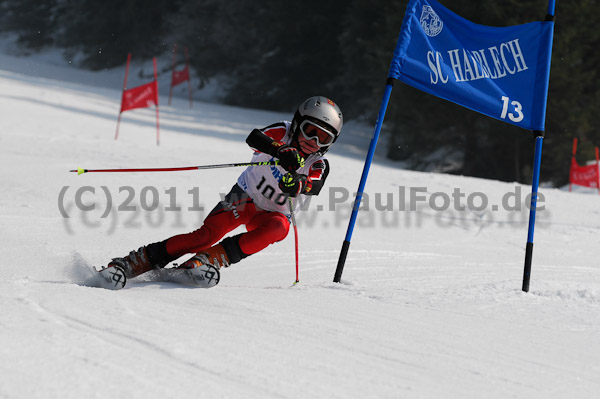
[
  {"x1": 165, "y1": 186, "x2": 255, "y2": 258},
  {"x1": 239, "y1": 210, "x2": 291, "y2": 255},
  {"x1": 178, "y1": 209, "x2": 290, "y2": 270},
  {"x1": 105, "y1": 185, "x2": 253, "y2": 277},
  {"x1": 165, "y1": 208, "x2": 245, "y2": 258}
]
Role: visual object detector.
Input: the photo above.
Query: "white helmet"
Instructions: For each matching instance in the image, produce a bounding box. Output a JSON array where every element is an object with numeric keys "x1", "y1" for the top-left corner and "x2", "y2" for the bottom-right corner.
[{"x1": 292, "y1": 96, "x2": 343, "y2": 152}]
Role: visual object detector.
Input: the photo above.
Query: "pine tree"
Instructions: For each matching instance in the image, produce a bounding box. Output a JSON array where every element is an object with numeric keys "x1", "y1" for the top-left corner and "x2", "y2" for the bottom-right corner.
[
  {"x1": 0, "y1": 0, "x2": 58, "y2": 50},
  {"x1": 56, "y1": 0, "x2": 177, "y2": 69}
]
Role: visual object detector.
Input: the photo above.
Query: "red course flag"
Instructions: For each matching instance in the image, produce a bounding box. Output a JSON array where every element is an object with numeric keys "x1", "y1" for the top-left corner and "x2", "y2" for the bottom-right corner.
[
  {"x1": 569, "y1": 138, "x2": 600, "y2": 191},
  {"x1": 168, "y1": 44, "x2": 193, "y2": 107},
  {"x1": 569, "y1": 160, "x2": 599, "y2": 189},
  {"x1": 115, "y1": 54, "x2": 160, "y2": 145},
  {"x1": 120, "y1": 80, "x2": 158, "y2": 112},
  {"x1": 171, "y1": 66, "x2": 189, "y2": 87}
]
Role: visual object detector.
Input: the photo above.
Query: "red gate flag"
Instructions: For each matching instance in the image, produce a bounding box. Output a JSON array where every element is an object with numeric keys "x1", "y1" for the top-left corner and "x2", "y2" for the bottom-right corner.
[
  {"x1": 168, "y1": 44, "x2": 193, "y2": 107},
  {"x1": 115, "y1": 54, "x2": 160, "y2": 145},
  {"x1": 569, "y1": 138, "x2": 600, "y2": 191},
  {"x1": 570, "y1": 160, "x2": 599, "y2": 189},
  {"x1": 120, "y1": 80, "x2": 158, "y2": 112},
  {"x1": 171, "y1": 67, "x2": 189, "y2": 87}
]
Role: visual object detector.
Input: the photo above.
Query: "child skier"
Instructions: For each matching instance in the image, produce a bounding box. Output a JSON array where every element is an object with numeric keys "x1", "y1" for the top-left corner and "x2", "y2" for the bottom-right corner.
[{"x1": 105, "y1": 96, "x2": 343, "y2": 278}]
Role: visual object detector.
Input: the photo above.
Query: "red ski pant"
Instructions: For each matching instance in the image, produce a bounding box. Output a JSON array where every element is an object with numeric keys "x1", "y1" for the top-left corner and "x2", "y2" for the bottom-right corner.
[{"x1": 165, "y1": 193, "x2": 290, "y2": 259}]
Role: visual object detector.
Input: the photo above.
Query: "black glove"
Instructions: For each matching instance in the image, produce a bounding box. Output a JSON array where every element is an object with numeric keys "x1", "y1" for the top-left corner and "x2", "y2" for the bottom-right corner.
[
  {"x1": 276, "y1": 145, "x2": 305, "y2": 172},
  {"x1": 279, "y1": 173, "x2": 309, "y2": 197}
]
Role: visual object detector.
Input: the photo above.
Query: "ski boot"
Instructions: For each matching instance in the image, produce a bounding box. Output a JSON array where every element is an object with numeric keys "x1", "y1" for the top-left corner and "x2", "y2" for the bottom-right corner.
[
  {"x1": 162, "y1": 244, "x2": 228, "y2": 288},
  {"x1": 180, "y1": 243, "x2": 230, "y2": 270},
  {"x1": 106, "y1": 246, "x2": 158, "y2": 278},
  {"x1": 98, "y1": 244, "x2": 169, "y2": 289}
]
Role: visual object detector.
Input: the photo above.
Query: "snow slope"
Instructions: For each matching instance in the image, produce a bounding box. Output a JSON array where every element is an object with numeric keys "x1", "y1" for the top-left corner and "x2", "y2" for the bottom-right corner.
[{"x1": 1, "y1": 50, "x2": 599, "y2": 399}]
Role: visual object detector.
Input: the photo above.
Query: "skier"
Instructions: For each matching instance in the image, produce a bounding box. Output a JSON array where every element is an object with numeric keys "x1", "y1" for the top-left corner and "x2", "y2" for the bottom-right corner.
[{"x1": 104, "y1": 96, "x2": 343, "y2": 279}]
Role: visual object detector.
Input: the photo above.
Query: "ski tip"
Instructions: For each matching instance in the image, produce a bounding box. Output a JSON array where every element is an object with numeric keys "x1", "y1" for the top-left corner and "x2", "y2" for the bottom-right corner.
[{"x1": 98, "y1": 266, "x2": 127, "y2": 290}]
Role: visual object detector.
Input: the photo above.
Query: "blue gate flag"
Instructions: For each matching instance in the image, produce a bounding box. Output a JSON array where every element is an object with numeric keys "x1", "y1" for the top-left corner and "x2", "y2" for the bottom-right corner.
[{"x1": 389, "y1": 0, "x2": 554, "y2": 131}]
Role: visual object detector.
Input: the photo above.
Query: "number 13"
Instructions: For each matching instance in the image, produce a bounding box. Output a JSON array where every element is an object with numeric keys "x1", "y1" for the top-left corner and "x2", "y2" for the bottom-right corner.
[{"x1": 500, "y1": 96, "x2": 524, "y2": 123}]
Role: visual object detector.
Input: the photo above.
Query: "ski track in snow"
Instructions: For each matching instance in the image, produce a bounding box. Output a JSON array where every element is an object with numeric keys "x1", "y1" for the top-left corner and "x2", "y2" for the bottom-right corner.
[{"x1": 0, "y1": 48, "x2": 599, "y2": 399}]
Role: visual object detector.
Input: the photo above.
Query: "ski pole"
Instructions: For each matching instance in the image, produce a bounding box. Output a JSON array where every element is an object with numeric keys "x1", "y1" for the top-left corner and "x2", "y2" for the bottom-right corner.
[
  {"x1": 70, "y1": 161, "x2": 279, "y2": 175},
  {"x1": 288, "y1": 196, "x2": 300, "y2": 284}
]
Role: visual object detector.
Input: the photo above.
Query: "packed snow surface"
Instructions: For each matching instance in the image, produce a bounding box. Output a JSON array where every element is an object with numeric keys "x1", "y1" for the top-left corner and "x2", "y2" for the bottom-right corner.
[{"x1": 0, "y1": 48, "x2": 599, "y2": 399}]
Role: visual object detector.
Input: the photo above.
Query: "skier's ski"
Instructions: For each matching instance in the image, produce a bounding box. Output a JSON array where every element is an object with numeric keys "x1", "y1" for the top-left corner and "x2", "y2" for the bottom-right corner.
[
  {"x1": 94, "y1": 264, "x2": 220, "y2": 289},
  {"x1": 158, "y1": 264, "x2": 220, "y2": 288},
  {"x1": 97, "y1": 266, "x2": 127, "y2": 290}
]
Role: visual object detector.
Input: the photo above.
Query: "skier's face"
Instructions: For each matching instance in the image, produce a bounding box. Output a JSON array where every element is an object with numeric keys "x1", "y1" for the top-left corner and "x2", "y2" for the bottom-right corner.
[{"x1": 297, "y1": 134, "x2": 321, "y2": 154}]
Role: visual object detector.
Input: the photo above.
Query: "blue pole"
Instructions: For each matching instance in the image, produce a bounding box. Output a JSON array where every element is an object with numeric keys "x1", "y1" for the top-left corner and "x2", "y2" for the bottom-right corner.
[
  {"x1": 522, "y1": 134, "x2": 544, "y2": 292},
  {"x1": 522, "y1": 0, "x2": 555, "y2": 292},
  {"x1": 547, "y1": 0, "x2": 555, "y2": 16},
  {"x1": 527, "y1": 136, "x2": 544, "y2": 244},
  {"x1": 333, "y1": 80, "x2": 395, "y2": 283}
]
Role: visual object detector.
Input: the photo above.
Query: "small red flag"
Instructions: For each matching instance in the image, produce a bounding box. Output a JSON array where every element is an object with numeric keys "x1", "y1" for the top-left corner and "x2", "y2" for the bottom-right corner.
[
  {"x1": 171, "y1": 65, "x2": 190, "y2": 87},
  {"x1": 570, "y1": 158, "x2": 599, "y2": 188},
  {"x1": 120, "y1": 81, "x2": 158, "y2": 112}
]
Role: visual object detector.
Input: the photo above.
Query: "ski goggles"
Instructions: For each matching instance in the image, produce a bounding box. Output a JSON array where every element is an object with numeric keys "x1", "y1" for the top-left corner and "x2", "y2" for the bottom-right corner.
[{"x1": 299, "y1": 119, "x2": 336, "y2": 147}]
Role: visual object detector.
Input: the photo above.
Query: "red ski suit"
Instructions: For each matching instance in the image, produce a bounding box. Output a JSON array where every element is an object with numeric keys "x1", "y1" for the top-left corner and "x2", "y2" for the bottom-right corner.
[{"x1": 166, "y1": 187, "x2": 290, "y2": 258}]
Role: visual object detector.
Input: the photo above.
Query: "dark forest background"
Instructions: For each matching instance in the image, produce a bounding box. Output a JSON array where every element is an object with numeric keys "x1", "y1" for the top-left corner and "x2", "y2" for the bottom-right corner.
[{"x1": 0, "y1": 0, "x2": 598, "y2": 186}]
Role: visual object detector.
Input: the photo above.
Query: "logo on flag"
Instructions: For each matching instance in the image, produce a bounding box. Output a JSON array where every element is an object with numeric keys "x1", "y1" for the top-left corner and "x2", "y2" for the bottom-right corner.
[{"x1": 420, "y1": 5, "x2": 443, "y2": 37}]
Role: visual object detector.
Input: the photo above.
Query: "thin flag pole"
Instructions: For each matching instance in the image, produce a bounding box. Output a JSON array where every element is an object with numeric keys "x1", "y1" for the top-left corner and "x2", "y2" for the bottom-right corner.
[
  {"x1": 596, "y1": 147, "x2": 600, "y2": 194},
  {"x1": 333, "y1": 80, "x2": 395, "y2": 283},
  {"x1": 168, "y1": 44, "x2": 177, "y2": 106},
  {"x1": 288, "y1": 198, "x2": 300, "y2": 284},
  {"x1": 569, "y1": 138, "x2": 577, "y2": 192},
  {"x1": 547, "y1": 0, "x2": 556, "y2": 15},
  {"x1": 522, "y1": 133, "x2": 544, "y2": 292},
  {"x1": 185, "y1": 47, "x2": 193, "y2": 108},
  {"x1": 115, "y1": 114, "x2": 123, "y2": 141},
  {"x1": 154, "y1": 57, "x2": 160, "y2": 146},
  {"x1": 115, "y1": 53, "x2": 131, "y2": 141},
  {"x1": 522, "y1": 0, "x2": 556, "y2": 292}
]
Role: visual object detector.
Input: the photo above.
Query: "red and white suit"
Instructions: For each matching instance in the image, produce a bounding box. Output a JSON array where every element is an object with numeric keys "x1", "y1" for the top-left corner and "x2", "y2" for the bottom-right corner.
[{"x1": 165, "y1": 122, "x2": 329, "y2": 260}]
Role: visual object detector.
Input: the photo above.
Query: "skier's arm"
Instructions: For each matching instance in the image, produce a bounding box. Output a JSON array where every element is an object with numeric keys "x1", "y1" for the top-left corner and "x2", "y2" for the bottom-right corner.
[
  {"x1": 246, "y1": 128, "x2": 280, "y2": 156},
  {"x1": 246, "y1": 122, "x2": 289, "y2": 156},
  {"x1": 303, "y1": 159, "x2": 329, "y2": 196},
  {"x1": 246, "y1": 124, "x2": 304, "y2": 172}
]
